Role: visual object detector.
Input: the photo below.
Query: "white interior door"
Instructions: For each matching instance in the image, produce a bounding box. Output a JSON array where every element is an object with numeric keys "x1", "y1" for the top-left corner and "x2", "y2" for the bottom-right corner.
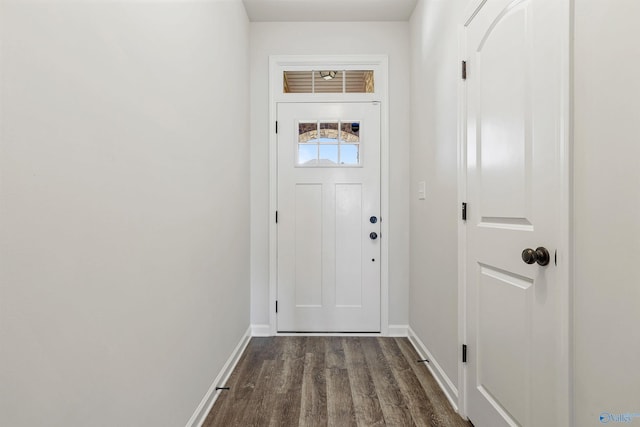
[
  {"x1": 465, "y1": 0, "x2": 565, "y2": 426},
  {"x1": 277, "y1": 102, "x2": 381, "y2": 332}
]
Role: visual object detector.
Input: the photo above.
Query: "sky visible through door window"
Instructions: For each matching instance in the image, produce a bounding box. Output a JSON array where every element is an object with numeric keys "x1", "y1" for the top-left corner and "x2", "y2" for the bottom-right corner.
[{"x1": 297, "y1": 120, "x2": 360, "y2": 166}]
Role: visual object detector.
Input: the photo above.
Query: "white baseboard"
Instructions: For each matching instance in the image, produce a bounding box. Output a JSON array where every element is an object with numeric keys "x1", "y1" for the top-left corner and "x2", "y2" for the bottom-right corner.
[
  {"x1": 185, "y1": 326, "x2": 251, "y2": 427},
  {"x1": 407, "y1": 326, "x2": 459, "y2": 412},
  {"x1": 253, "y1": 324, "x2": 405, "y2": 337},
  {"x1": 251, "y1": 324, "x2": 271, "y2": 337},
  {"x1": 388, "y1": 324, "x2": 409, "y2": 337}
]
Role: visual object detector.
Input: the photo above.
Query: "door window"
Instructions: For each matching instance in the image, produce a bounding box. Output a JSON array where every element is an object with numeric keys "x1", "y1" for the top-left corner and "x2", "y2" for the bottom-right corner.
[{"x1": 297, "y1": 120, "x2": 361, "y2": 166}]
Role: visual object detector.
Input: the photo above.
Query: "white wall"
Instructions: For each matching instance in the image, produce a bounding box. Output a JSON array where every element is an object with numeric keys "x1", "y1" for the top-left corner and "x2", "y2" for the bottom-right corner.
[
  {"x1": 409, "y1": 0, "x2": 469, "y2": 395},
  {"x1": 573, "y1": 1, "x2": 640, "y2": 425},
  {"x1": 249, "y1": 22, "x2": 411, "y2": 329},
  {"x1": 0, "y1": 1, "x2": 250, "y2": 426}
]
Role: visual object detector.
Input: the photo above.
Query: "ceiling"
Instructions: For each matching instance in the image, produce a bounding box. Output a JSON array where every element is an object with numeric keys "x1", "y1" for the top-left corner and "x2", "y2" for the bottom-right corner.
[{"x1": 242, "y1": 0, "x2": 418, "y2": 22}]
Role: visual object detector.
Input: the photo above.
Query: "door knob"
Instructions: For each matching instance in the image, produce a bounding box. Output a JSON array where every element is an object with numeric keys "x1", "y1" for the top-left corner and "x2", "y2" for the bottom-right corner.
[
  {"x1": 521, "y1": 247, "x2": 550, "y2": 266},
  {"x1": 370, "y1": 232, "x2": 378, "y2": 240}
]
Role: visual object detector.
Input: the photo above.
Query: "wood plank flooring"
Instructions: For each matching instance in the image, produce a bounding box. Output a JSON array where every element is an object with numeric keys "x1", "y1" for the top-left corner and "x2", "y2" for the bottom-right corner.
[{"x1": 202, "y1": 337, "x2": 471, "y2": 427}]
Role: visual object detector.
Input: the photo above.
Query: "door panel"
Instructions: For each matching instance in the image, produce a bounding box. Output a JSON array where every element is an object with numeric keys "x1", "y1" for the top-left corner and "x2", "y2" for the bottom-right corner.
[
  {"x1": 277, "y1": 102, "x2": 381, "y2": 332},
  {"x1": 335, "y1": 183, "x2": 363, "y2": 307},
  {"x1": 294, "y1": 184, "x2": 323, "y2": 307},
  {"x1": 477, "y1": 265, "x2": 532, "y2": 425},
  {"x1": 478, "y1": 3, "x2": 531, "y2": 223},
  {"x1": 466, "y1": 0, "x2": 564, "y2": 426}
]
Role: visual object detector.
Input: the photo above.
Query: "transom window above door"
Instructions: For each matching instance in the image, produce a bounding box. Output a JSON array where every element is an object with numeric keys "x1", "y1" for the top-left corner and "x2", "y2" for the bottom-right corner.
[
  {"x1": 284, "y1": 70, "x2": 374, "y2": 94},
  {"x1": 297, "y1": 120, "x2": 361, "y2": 166}
]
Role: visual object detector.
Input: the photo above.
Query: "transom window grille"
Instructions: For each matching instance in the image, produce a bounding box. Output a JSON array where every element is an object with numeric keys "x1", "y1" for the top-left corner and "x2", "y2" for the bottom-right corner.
[
  {"x1": 297, "y1": 120, "x2": 361, "y2": 166},
  {"x1": 284, "y1": 70, "x2": 374, "y2": 94}
]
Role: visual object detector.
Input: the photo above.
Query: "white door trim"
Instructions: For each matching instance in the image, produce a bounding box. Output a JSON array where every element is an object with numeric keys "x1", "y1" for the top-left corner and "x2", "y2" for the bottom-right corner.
[
  {"x1": 457, "y1": 1, "x2": 572, "y2": 424},
  {"x1": 456, "y1": 16, "x2": 469, "y2": 420},
  {"x1": 268, "y1": 55, "x2": 390, "y2": 336}
]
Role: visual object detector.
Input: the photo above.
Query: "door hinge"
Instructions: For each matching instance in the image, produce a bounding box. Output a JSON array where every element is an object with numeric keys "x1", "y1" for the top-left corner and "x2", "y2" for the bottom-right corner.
[
  {"x1": 462, "y1": 344, "x2": 467, "y2": 363},
  {"x1": 462, "y1": 61, "x2": 467, "y2": 80},
  {"x1": 275, "y1": 300, "x2": 278, "y2": 313},
  {"x1": 462, "y1": 202, "x2": 467, "y2": 221},
  {"x1": 275, "y1": 121, "x2": 278, "y2": 134},
  {"x1": 275, "y1": 210, "x2": 278, "y2": 224}
]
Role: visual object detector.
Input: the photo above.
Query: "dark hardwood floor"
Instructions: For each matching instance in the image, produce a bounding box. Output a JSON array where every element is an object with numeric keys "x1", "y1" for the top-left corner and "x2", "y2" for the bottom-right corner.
[{"x1": 202, "y1": 336, "x2": 471, "y2": 427}]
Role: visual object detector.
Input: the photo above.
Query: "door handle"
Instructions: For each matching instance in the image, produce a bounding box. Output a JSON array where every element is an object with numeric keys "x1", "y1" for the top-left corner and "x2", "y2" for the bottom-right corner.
[
  {"x1": 370, "y1": 232, "x2": 378, "y2": 240},
  {"x1": 521, "y1": 247, "x2": 550, "y2": 266}
]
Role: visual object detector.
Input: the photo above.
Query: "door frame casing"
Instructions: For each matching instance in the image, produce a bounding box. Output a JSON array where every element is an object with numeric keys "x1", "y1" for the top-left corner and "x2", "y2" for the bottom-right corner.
[
  {"x1": 268, "y1": 55, "x2": 390, "y2": 336},
  {"x1": 457, "y1": 0, "x2": 572, "y2": 424}
]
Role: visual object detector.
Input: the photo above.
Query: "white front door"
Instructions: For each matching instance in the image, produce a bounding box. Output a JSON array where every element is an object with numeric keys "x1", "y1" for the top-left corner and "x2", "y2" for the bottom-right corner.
[
  {"x1": 277, "y1": 102, "x2": 381, "y2": 332},
  {"x1": 465, "y1": 0, "x2": 566, "y2": 426}
]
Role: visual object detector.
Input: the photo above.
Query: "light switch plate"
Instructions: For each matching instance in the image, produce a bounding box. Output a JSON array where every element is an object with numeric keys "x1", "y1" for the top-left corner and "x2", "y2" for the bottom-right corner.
[{"x1": 418, "y1": 181, "x2": 426, "y2": 200}]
